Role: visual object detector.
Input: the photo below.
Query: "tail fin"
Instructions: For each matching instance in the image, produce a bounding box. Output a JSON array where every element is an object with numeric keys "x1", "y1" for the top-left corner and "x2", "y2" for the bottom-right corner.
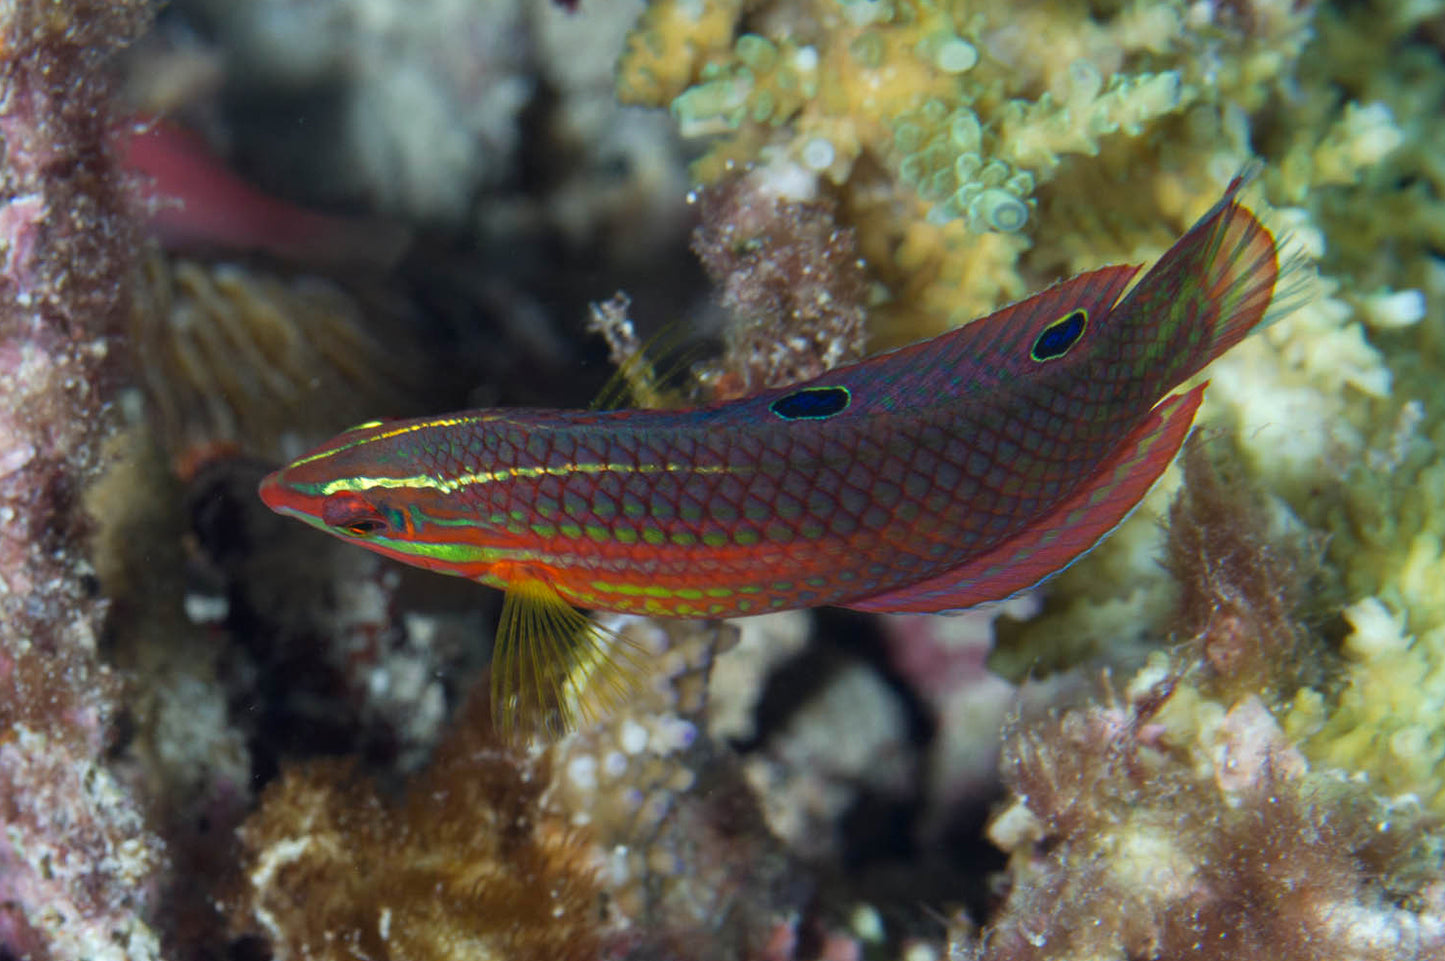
[{"x1": 1113, "y1": 171, "x2": 1282, "y2": 393}]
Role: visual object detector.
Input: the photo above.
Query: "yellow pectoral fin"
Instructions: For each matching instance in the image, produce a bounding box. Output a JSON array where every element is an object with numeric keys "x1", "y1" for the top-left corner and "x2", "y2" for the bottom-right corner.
[{"x1": 491, "y1": 578, "x2": 648, "y2": 740}]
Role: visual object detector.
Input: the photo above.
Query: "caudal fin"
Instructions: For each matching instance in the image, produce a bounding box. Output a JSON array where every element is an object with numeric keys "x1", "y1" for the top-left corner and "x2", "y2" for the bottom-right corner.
[{"x1": 1115, "y1": 172, "x2": 1282, "y2": 392}]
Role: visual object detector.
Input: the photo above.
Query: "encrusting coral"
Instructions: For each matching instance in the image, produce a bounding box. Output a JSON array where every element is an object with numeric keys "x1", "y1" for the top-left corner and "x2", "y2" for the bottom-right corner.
[
  {"x1": 0, "y1": 1, "x2": 169, "y2": 958},
  {"x1": 690, "y1": 174, "x2": 871, "y2": 397}
]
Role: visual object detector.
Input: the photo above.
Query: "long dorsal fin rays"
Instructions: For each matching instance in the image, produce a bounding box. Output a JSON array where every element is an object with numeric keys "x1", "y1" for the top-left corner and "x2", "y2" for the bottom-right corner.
[
  {"x1": 588, "y1": 298, "x2": 707, "y2": 412},
  {"x1": 490, "y1": 577, "x2": 649, "y2": 740},
  {"x1": 846, "y1": 384, "x2": 1205, "y2": 614}
]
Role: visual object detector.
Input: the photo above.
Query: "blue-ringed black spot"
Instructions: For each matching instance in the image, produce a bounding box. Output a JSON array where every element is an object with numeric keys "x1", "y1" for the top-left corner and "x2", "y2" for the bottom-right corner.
[
  {"x1": 1031, "y1": 309, "x2": 1088, "y2": 361},
  {"x1": 770, "y1": 385, "x2": 851, "y2": 420}
]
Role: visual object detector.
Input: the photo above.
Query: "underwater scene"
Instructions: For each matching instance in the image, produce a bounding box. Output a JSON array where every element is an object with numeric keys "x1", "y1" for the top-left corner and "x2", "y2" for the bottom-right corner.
[{"x1": 1, "y1": 0, "x2": 1443, "y2": 958}]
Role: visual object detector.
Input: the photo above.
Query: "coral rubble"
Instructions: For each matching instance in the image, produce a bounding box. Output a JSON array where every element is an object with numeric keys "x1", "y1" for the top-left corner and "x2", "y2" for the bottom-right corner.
[
  {"x1": 232, "y1": 617, "x2": 808, "y2": 961},
  {"x1": 230, "y1": 689, "x2": 607, "y2": 961}
]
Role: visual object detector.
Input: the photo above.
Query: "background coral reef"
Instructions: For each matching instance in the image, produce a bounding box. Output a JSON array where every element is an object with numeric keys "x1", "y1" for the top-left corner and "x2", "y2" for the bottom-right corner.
[{"x1": 0, "y1": 0, "x2": 1442, "y2": 959}]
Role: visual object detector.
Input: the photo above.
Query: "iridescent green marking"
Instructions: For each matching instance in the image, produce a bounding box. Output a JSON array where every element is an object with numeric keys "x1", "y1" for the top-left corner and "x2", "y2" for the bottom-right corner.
[
  {"x1": 585, "y1": 524, "x2": 610, "y2": 542},
  {"x1": 670, "y1": 530, "x2": 696, "y2": 547},
  {"x1": 589, "y1": 580, "x2": 678, "y2": 599},
  {"x1": 642, "y1": 527, "x2": 665, "y2": 546},
  {"x1": 706, "y1": 586, "x2": 732, "y2": 598},
  {"x1": 676, "y1": 587, "x2": 703, "y2": 600},
  {"x1": 615, "y1": 526, "x2": 638, "y2": 544},
  {"x1": 702, "y1": 530, "x2": 728, "y2": 548},
  {"x1": 735, "y1": 527, "x2": 761, "y2": 546},
  {"x1": 372, "y1": 536, "x2": 508, "y2": 566},
  {"x1": 559, "y1": 521, "x2": 582, "y2": 539},
  {"x1": 531, "y1": 522, "x2": 556, "y2": 539}
]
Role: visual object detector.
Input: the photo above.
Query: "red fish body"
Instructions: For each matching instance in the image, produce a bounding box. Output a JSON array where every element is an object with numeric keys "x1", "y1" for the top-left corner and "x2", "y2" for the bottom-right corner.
[
  {"x1": 260, "y1": 174, "x2": 1283, "y2": 732},
  {"x1": 121, "y1": 119, "x2": 409, "y2": 267}
]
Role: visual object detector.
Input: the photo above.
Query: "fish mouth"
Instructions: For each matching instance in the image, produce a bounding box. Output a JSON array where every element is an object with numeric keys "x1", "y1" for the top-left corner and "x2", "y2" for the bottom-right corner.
[{"x1": 257, "y1": 470, "x2": 286, "y2": 512}]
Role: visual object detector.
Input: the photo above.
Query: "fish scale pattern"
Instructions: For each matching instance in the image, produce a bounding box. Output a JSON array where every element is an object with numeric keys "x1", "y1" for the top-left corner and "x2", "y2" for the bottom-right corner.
[
  {"x1": 413, "y1": 393, "x2": 1133, "y2": 618},
  {"x1": 261, "y1": 178, "x2": 1281, "y2": 622}
]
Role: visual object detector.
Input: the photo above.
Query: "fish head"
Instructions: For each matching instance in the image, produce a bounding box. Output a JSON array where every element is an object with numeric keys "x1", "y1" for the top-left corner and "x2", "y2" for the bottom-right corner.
[{"x1": 258, "y1": 416, "x2": 516, "y2": 581}]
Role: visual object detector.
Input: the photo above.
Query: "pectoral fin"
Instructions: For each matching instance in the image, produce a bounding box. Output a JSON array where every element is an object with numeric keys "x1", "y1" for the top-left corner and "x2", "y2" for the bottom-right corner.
[{"x1": 491, "y1": 578, "x2": 645, "y2": 739}]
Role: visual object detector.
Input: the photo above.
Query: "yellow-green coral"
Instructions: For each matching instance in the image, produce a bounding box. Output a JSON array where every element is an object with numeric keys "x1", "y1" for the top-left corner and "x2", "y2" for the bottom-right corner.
[
  {"x1": 618, "y1": 0, "x2": 1314, "y2": 343},
  {"x1": 1286, "y1": 599, "x2": 1445, "y2": 810}
]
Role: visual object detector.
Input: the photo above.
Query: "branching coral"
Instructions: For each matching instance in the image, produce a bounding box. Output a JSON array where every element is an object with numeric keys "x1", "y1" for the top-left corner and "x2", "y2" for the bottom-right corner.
[
  {"x1": 955, "y1": 427, "x2": 1445, "y2": 960},
  {"x1": 544, "y1": 617, "x2": 806, "y2": 958},
  {"x1": 617, "y1": 0, "x2": 1319, "y2": 343}
]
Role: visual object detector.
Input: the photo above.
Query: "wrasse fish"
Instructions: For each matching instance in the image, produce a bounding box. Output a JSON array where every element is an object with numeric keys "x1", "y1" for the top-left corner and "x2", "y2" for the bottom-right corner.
[{"x1": 260, "y1": 173, "x2": 1291, "y2": 736}]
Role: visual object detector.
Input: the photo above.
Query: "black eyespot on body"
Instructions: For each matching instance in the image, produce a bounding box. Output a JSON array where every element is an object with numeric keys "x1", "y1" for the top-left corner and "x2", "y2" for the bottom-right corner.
[
  {"x1": 321, "y1": 492, "x2": 391, "y2": 537},
  {"x1": 770, "y1": 385, "x2": 852, "y2": 420},
  {"x1": 1031, "y1": 309, "x2": 1088, "y2": 361}
]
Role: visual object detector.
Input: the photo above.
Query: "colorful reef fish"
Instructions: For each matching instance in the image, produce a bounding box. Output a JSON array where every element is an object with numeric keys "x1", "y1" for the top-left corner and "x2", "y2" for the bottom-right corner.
[{"x1": 260, "y1": 172, "x2": 1291, "y2": 737}]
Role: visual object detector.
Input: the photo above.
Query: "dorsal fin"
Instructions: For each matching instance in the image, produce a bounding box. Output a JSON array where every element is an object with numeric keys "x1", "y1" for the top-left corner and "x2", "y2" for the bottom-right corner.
[{"x1": 747, "y1": 264, "x2": 1142, "y2": 417}]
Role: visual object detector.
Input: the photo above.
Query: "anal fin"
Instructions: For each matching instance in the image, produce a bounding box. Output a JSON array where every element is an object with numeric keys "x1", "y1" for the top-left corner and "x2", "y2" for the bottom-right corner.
[
  {"x1": 848, "y1": 385, "x2": 1205, "y2": 614},
  {"x1": 491, "y1": 577, "x2": 646, "y2": 740}
]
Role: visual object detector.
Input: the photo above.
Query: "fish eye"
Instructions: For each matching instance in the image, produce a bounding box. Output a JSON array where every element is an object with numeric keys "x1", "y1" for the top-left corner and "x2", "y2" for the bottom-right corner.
[{"x1": 320, "y1": 492, "x2": 390, "y2": 537}]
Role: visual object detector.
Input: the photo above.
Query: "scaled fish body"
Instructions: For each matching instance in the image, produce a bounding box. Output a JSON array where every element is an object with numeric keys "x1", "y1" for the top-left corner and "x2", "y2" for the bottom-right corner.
[{"x1": 260, "y1": 174, "x2": 1284, "y2": 734}]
